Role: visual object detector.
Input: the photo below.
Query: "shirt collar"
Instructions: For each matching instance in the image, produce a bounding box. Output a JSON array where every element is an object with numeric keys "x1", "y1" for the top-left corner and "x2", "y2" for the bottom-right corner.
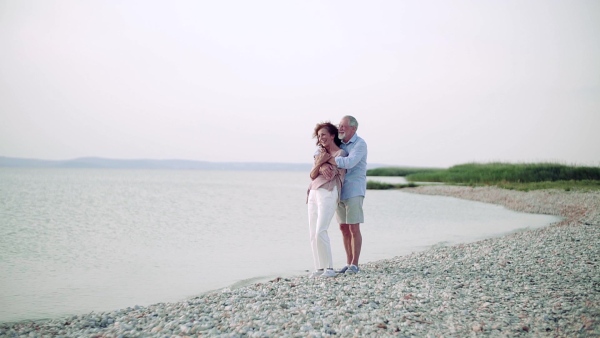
[{"x1": 342, "y1": 133, "x2": 358, "y2": 145}]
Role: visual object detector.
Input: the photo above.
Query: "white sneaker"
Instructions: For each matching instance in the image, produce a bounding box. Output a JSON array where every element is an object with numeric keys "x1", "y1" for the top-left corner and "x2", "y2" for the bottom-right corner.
[
  {"x1": 346, "y1": 265, "x2": 360, "y2": 274},
  {"x1": 309, "y1": 270, "x2": 324, "y2": 278},
  {"x1": 336, "y1": 265, "x2": 350, "y2": 274},
  {"x1": 320, "y1": 269, "x2": 336, "y2": 278}
]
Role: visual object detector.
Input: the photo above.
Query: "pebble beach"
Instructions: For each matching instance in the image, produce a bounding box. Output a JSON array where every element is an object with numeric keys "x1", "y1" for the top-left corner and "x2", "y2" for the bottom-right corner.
[{"x1": 1, "y1": 186, "x2": 598, "y2": 337}]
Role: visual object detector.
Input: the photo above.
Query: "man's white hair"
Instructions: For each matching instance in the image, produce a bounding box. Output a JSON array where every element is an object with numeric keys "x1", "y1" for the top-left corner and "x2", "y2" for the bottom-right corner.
[{"x1": 342, "y1": 115, "x2": 358, "y2": 130}]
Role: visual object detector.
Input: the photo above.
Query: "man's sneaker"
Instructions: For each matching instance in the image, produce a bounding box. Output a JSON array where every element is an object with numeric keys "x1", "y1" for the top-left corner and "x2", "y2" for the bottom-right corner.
[
  {"x1": 336, "y1": 265, "x2": 350, "y2": 274},
  {"x1": 346, "y1": 265, "x2": 360, "y2": 274},
  {"x1": 309, "y1": 270, "x2": 324, "y2": 278},
  {"x1": 320, "y1": 269, "x2": 336, "y2": 278}
]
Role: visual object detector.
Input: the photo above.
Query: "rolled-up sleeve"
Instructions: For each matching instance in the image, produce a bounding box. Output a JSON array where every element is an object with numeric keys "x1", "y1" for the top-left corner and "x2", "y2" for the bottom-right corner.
[
  {"x1": 335, "y1": 139, "x2": 367, "y2": 169},
  {"x1": 334, "y1": 135, "x2": 368, "y2": 200}
]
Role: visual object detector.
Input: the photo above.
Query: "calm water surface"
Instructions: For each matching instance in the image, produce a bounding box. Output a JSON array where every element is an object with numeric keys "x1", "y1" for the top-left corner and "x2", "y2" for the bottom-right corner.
[{"x1": 0, "y1": 169, "x2": 560, "y2": 323}]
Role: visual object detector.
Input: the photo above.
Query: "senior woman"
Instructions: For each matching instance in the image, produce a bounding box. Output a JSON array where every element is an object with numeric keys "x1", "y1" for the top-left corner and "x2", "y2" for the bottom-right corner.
[{"x1": 307, "y1": 122, "x2": 347, "y2": 278}]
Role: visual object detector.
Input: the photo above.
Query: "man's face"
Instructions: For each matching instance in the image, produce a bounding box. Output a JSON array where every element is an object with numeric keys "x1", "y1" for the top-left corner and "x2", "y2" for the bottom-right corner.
[{"x1": 338, "y1": 118, "x2": 356, "y2": 143}]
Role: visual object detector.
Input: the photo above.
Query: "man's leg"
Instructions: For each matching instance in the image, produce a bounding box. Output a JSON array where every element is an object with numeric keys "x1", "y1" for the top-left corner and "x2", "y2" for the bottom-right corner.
[
  {"x1": 348, "y1": 223, "x2": 362, "y2": 266},
  {"x1": 343, "y1": 196, "x2": 364, "y2": 267},
  {"x1": 339, "y1": 223, "x2": 353, "y2": 265}
]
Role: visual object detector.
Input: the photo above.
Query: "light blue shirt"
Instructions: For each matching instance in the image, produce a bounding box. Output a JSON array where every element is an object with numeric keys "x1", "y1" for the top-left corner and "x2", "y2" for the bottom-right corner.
[{"x1": 335, "y1": 134, "x2": 368, "y2": 200}]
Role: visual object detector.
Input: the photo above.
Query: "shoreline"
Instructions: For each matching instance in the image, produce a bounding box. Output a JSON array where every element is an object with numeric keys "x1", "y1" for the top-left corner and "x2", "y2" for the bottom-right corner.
[{"x1": 1, "y1": 186, "x2": 598, "y2": 336}]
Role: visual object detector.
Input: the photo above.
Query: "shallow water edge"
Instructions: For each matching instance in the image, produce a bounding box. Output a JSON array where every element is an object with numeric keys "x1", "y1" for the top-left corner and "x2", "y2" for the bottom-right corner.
[{"x1": 2, "y1": 186, "x2": 598, "y2": 336}]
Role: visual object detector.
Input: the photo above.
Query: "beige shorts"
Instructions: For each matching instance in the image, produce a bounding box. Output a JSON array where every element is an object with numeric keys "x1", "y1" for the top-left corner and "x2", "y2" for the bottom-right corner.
[{"x1": 336, "y1": 196, "x2": 364, "y2": 224}]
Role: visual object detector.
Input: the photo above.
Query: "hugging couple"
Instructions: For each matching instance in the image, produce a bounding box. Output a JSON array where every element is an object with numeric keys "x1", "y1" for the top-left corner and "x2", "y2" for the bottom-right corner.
[{"x1": 307, "y1": 115, "x2": 368, "y2": 278}]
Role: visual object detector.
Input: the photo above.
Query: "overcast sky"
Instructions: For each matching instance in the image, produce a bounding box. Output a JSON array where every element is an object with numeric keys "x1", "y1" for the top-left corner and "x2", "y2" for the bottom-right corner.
[{"x1": 1, "y1": 0, "x2": 598, "y2": 168}]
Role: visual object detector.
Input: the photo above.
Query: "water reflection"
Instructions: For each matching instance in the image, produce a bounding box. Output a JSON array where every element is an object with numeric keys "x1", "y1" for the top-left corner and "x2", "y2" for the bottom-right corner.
[{"x1": 0, "y1": 169, "x2": 561, "y2": 323}]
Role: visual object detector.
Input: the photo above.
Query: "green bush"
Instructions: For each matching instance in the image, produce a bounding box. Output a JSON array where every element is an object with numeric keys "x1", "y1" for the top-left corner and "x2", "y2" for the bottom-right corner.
[
  {"x1": 367, "y1": 180, "x2": 418, "y2": 190},
  {"x1": 367, "y1": 167, "x2": 441, "y2": 176},
  {"x1": 406, "y1": 162, "x2": 600, "y2": 184},
  {"x1": 367, "y1": 181, "x2": 395, "y2": 189}
]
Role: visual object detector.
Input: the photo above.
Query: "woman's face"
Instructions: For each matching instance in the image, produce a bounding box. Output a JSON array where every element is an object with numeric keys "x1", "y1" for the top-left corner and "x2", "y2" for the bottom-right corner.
[{"x1": 317, "y1": 128, "x2": 334, "y2": 148}]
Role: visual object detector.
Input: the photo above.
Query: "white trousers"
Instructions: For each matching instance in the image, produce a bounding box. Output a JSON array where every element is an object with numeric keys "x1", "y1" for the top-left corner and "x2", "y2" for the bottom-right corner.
[{"x1": 307, "y1": 186, "x2": 338, "y2": 270}]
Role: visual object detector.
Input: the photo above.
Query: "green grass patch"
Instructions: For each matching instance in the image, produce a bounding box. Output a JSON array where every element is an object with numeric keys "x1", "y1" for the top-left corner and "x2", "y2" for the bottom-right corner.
[
  {"x1": 367, "y1": 180, "x2": 418, "y2": 190},
  {"x1": 406, "y1": 162, "x2": 600, "y2": 184},
  {"x1": 366, "y1": 167, "x2": 442, "y2": 176},
  {"x1": 370, "y1": 162, "x2": 600, "y2": 191}
]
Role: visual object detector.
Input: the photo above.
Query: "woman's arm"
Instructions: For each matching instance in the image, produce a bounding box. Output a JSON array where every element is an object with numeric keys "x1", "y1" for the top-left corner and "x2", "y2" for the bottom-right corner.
[
  {"x1": 311, "y1": 154, "x2": 338, "y2": 180},
  {"x1": 312, "y1": 162, "x2": 337, "y2": 180},
  {"x1": 309, "y1": 152, "x2": 332, "y2": 179},
  {"x1": 319, "y1": 149, "x2": 347, "y2": 179},
  {"x1": 310, "y1": 164, "x2": 321, "y2": 180}
]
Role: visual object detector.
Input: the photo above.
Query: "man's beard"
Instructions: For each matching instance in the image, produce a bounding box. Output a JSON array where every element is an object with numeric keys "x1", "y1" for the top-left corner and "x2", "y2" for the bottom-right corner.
[{"x1": 338, "y1": 132, "x2": 345, "y2": 140}]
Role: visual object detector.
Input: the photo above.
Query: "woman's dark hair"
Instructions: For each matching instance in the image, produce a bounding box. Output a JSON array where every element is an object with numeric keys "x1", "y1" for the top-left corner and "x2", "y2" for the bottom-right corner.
[{"x1": 313, "y1": 121, "x2": 342, "y2": 147}]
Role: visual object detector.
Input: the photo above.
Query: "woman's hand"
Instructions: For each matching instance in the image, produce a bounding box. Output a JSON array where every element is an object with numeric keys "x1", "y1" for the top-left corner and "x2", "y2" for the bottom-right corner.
[
  {"x1": 314, "y1": 151, "x2": 331, "y2": 165},
  {"x1": 319, "y1": 165, "x2": 334, "y2": 180},
  {"x1": 311, "y1": 147, "x2": 338, "y2": 180}
]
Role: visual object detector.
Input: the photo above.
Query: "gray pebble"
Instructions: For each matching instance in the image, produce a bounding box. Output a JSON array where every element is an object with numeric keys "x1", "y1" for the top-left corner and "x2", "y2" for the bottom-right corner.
[{"x1": 1, "y1": 187, "x2": 598, "y2": 337}]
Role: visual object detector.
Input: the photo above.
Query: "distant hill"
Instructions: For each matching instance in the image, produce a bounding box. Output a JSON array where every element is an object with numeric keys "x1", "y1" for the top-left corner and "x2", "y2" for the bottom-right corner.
[
  {"x1": 0, "y1": 156, "x2": 316, "y2": 171},
  {"x1": 1, "y1": 156, "x2": 391, "y2": 171},
  {"x1": 0, "y1": 156, "x2": 389, "y2": 171}
]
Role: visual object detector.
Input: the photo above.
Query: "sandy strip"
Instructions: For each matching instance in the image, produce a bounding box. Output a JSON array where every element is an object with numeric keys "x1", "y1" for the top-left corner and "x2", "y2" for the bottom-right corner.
[{"x1": 1, "y1": 186, "x2": 598, "y2": 337}]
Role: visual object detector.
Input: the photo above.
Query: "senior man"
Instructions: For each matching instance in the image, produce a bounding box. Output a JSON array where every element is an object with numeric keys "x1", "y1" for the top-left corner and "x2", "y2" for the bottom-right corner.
[{"x1": 321, "y1": 115, "x2": 367, "y2": 274}]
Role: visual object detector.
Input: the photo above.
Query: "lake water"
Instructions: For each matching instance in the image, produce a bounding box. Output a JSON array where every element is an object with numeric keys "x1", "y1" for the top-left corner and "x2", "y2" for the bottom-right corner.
[{"x1": 0, "y1": 169, "x2": 561, "y2": 323}]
